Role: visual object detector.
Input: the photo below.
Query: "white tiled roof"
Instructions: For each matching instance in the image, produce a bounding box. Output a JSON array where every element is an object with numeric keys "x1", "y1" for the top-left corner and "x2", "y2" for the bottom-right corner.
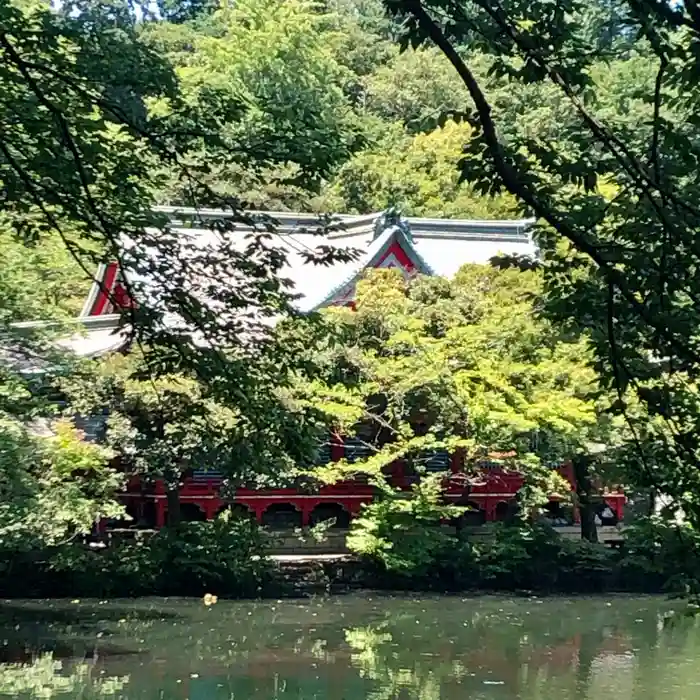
[
  {"x1": 55, "y1": 324, "x2": 129, "y2": 358},
  {"x1": 5, "y1": 315, "x2": 128, "y2": 370},
  {"x1": 145, "y1": 208, "x2": 536, "y2": 312}
]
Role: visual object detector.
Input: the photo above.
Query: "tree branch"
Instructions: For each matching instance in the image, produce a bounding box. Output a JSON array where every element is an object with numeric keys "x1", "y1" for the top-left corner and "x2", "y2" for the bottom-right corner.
[{"x1": 398, "y1": 0, "x2": 700, "y2": 368}]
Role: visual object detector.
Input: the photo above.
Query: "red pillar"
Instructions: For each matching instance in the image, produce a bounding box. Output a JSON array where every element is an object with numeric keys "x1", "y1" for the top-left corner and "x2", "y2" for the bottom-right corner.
[
  {"x1": 251, "y1": 504, "x2": 265, "y2": 524},
  {"x1": 203, "y1": 500, "x2": 220, "y2": 521},
  {"x1": 156, "y1": 499, "x2": 166, "y2": 528},
  {"x1": 330, "y1": 432, "x2": 344, "y2": 462},
  {"x1": 347, "y1": 501, "x2": 363, "y2": 518},
  {"x1": 392, "y1": 460, "x2": 407, "y2": 489}
]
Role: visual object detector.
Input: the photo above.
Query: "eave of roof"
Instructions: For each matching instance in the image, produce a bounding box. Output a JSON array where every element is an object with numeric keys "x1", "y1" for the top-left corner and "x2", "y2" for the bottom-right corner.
[
  {"x1": 5, "y1": 315, "x2": 127, "y2": 373},
  {"x1": 11, "y1": 314, "x2": 122, "y2": 333}
]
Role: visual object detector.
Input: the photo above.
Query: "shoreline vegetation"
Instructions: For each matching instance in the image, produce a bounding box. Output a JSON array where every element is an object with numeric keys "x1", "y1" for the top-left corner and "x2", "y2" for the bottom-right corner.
[{"x1": 2, "y1": 518, "x2": 698, "y2": 600}]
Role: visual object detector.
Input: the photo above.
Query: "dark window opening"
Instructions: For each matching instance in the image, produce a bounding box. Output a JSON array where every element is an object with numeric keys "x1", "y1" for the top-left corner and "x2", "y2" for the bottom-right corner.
[
  {"x1": 180, "y1": 504, "x2": 207, "y2": 522},
  {"x1": 596, "y1": 502, "x2": 619, "y2": 526},
  {"x1": 261, "y1": 504, "x2": 303, "y2": 529},
  {"x1": 422, "y1": 450, "x2": 450, "y2": 473},
  {"x1": 217, "y1": 504, "x2": 255, "y2": 521},
  {"x1": 543, "y1": 501, "x2": 573, "y2": 526},
  {"x1": 309, "y1": 503, "x2": 351, "y2": 529},
  {"x1": 142, "y1": 501, "x2": 157, "y2": 528},
  {"x1": 494, "y1": 501, "x2": 511, "y2": 521},
  {"x1": 458, "y1": 502, "x2": 486, "y2": 526}
]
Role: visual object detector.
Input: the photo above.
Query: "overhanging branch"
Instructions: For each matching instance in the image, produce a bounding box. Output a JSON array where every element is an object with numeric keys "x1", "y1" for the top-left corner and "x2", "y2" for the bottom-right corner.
[{"x1": 398, "y1": 0, "x2": 700, "y2": 368}]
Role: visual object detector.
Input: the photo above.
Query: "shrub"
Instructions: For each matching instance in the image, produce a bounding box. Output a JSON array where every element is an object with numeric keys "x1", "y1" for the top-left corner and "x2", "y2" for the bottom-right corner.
[
  {"x1": 477, "y1": 522, "x2": 617, "y2": 592},
  {"x1": 619, "y1": 518, "x2": 700, "y2": 595},
  {"x1": 0, "y1": 516, "x2": 272, "y2": 598},
  {"x1": 346, "y1": 478, "x2": 477, "y2": 589},
  {"x1": 149, "y1": 516, "x2": 271, "y2": 596},
  {"x1": 348, "y1": 495, "x2": 625, "y2": 593}
]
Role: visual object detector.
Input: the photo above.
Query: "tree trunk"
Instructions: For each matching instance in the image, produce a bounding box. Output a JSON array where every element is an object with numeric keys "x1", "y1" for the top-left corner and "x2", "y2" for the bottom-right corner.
[
  {"x1": 572, "y1": 455, "x2": 598, "y2": 543},
  {"x1": 166, "y1": 482, "x2": 181, "y2": 528}
]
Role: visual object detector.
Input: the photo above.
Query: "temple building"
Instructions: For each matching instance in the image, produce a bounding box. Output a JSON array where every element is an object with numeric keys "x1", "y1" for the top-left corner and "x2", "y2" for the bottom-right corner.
[
  {"x1": 80, "y1": 206, "x2": 536, "y2": 317},
  {"x1": 41, "y1": 207, "x2": 625, "y2": 530}
]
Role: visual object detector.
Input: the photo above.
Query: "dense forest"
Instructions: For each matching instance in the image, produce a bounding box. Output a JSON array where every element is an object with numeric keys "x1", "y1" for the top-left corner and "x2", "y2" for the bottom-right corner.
[{"x1": 3, "y1": 0, "x2": 700, "y2": 597}]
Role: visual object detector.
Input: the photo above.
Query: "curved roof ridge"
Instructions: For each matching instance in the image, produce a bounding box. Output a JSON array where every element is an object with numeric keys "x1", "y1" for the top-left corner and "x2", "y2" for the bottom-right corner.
[
  {"x1": 152, "y1": 207, "x2": 534, "y2": 240},
  {"x1": 153, "y1": 205, "x2": 380, "y2": 228},
  {"x1": 407, "y1": 216, "x2": 535, "y2": 241},
  {"x1": 154, "y1": 205, "x2": 532, "y2": 226},
  {"x1": 406, "y1": 215, "x2": 534, "y2": 226}
]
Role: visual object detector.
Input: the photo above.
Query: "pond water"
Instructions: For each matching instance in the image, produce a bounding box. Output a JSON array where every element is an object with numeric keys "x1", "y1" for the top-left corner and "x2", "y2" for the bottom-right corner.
[{"x1": 0, "y1": 594, "x2": 698, "y2": 699}]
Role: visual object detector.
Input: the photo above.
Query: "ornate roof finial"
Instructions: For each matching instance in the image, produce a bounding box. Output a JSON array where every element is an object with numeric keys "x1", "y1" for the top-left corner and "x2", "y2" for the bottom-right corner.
[{"x1": 373, "y1": 206, "x2": 413, "y2": 241}]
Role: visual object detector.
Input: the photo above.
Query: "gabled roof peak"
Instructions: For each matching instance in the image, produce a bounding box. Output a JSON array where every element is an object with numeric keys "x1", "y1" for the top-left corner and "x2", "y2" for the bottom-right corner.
[{"x1": 372, "y1": 207, "x2": 413, "y2": 242}]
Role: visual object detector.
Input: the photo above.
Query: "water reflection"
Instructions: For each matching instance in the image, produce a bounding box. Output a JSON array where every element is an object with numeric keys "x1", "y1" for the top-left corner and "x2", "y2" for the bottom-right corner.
[
  {"x1": 1, "y1": 596, "x2": 700, "y2": 699},
  {"x1": 0, "y1": 654, "x2": 128, "y2": 698}
]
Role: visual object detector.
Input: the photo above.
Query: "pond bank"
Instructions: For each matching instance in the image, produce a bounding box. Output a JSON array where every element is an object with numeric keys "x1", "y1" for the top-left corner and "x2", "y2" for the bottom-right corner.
[
  {"x1": 1, "y1": 519, "x2": 696, "y2": 600},
  {"x1": 0, "y1": 545, "x2": 668, "y2": 600},
  {"x1": 106, "y1": 525, "x2": 627, "y2": 555},
  {"x1": 269, "y1": 552, "x2": 656, "y2": 598}
]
